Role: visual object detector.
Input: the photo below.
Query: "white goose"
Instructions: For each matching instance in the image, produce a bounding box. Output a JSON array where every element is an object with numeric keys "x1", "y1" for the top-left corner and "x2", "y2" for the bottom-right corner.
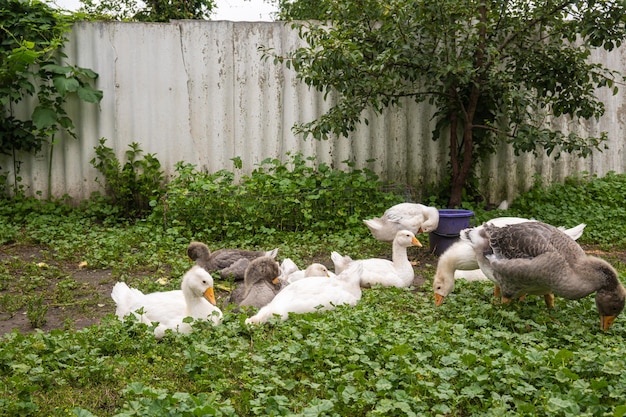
[
  {"x1": 363, "y1": 203, "x2": 439, "y2": 242},
  {"x1": 331, "y1": 251, "x2": 354, "y2": 274},
  {"x1": 111, "y1": 265, "x2": 223, "y2": 338},
  {"x1": 461, "y1": 221, "x2": 625, "y2": 330},
  {"x1": 285, "y1": 262, "x2": 335, "y2": 283},
  {"x1": 245, "y1": 264, "x2": 364, "y2": 324},
  {"x1": 433, "y1": 218, "x2": 586, "y2": 306},
  {"x1": 347, "y1": 229, "x2": 422, "y2": 288}
]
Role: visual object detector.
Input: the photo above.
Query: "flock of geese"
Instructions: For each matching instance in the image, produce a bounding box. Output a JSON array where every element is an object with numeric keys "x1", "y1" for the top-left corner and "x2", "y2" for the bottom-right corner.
[{"x1": 111, "y1": 203, "x2": 626, "y2": 338}]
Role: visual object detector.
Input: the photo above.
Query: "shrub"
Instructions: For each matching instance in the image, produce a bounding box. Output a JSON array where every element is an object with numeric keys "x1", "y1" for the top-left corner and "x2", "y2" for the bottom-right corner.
[
  {"x1": 150, "y1": 153, "x2": 408, "y2": 240},
  {"x1": 90, "y1": 138, "x2": 165, "y2": 218}
]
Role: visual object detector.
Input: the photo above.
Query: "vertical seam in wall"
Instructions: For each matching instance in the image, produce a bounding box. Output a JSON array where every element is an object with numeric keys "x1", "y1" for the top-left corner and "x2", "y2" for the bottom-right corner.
[
  {"x1": 108, "y1": 23, "x2": 120, "y2": 141},
  {"x1": 178, "y1": 22, "x2": 194, "y2": 142},
  {"x1": 231, "y1": 22, "x2": 237, "y2": 158}
]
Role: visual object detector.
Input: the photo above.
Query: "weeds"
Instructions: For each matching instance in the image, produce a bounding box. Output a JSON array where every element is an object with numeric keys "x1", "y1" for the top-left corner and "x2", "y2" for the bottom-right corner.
[
  {"x1": 151, "y1": 153, "x2": 406, "y2": 240},
  {"x1": 26, "y1": 295, "x2": 47, "y2": 328}
]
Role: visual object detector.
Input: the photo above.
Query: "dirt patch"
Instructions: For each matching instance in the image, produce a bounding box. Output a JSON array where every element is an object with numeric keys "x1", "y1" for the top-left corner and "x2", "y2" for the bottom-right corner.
[{"x1": 0, "y1": 244, "x2": 118, "y2": 334}]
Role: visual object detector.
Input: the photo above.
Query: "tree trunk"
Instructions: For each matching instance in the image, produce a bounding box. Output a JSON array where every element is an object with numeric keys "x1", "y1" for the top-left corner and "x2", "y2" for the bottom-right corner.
[
  {"x1": 447, "y1": 105, "x2": 476, "y2": 208},
  {"x1": 447, "y1": 3, "x2": 485, "y2": 208},
  {"x1": 447, "y1": 110, "x2": 462, "y2": 208}
]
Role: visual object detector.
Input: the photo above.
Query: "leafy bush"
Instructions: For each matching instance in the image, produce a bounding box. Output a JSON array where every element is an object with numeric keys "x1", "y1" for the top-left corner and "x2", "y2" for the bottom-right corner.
[
  {"x1": 150, "y1": 153, "x2": 407, "y2": 240},
  {"x1": 504, "y1": 171, "x2": 626, "y2": 246},
  {"x1": 76, "y1": 0, "x2": 216, "y2": 21},
  {"x1": 91, "y1": 138, "x2": 165, "y2": 218}
]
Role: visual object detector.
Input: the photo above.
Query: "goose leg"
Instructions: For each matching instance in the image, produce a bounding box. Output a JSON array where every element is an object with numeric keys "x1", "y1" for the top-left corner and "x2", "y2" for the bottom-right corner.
[
  {"x1": 518, "y1": 294, "x2": 527, "y2": 302},
  {"x1": 494, "y1": 285, "x2": 501, "y2": 298},
  {"x1": 544, "y1": 293, "x2": 555, "y2": 309},
  {"x1": 500, "y1": 296, "x2": 512, "y2": 304}
]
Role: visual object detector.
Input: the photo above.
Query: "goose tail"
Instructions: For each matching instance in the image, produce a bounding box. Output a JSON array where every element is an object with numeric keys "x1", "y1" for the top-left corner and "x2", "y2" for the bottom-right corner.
[
  {"x1": 265, "y1": 248, "x2": 279, "y2": 259},
  {"x1": 111, "y1": 282, "x2": 144, "y2": 319},
  {"x1": 459, "y1": 226, "x2": 486, "y2": 248},
  {"x1": 562, "y1": 223, "x2": 586, "y2": 241},
  {"x1": 363, "y1": 218, "x2": 382, "y2": 231}
]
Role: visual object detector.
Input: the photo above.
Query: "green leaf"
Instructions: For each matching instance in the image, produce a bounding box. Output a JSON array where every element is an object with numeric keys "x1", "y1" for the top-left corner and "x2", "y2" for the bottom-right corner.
[
  {"x1": 53, "y1": 76, "x2": 80, "y2": 96},
  {"x1": 615, "y1": 405, "x2": 626, "y2": 417},
  {"x1": 72, "y1": 408, "x2": 98, "y2": 417},
  {"x1": 32, "y1": 107, "x2": 58, "y2": 129},
  {"x1": 77, "y1": 86, "x2": 103, "y2": 103},
  {"x1": 42, "y1": 64, "x2": 72, "y2": 75},
  {"x1": 79, "y1": 68, "x2": 99, "y2": 79}
]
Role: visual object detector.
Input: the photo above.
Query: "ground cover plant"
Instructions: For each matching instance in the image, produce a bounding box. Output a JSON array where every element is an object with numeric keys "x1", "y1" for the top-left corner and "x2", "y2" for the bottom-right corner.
[{"x1": 0, "y1": 166, "x2": 625, "y2": 416}]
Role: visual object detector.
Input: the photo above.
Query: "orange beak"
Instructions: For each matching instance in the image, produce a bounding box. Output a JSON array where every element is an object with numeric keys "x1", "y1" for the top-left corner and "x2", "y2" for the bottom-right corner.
[
  {"x1": 601, "y1": 315, "x2": 616, "y2": 331},
  {"x1": 417, "y1": 227, "x2": 424, "y2": 234},
  {"x1": 434, "y1": 293, "x2": 445, "y2": 307},
  {"x1": 411, "y1": 236, "x2": 423, "y2": 247},
  {"x1": 272, "y1": 277, "x2": 280, "y2": 285},
  {"x1": 203, "y1": 287, "x2": 216, "y2": 305}
]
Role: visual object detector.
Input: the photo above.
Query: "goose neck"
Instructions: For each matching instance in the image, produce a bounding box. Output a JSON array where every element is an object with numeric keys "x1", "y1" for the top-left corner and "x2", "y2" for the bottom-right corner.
[{"x1": 391, "y1": 242, "x2": 409, "y2": 264}]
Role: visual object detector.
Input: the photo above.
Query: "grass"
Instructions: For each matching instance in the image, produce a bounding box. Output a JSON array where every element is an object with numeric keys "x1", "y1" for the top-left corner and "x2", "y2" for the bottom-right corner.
[{"x1": 1, "y1": 170, "x2": 626, "y2": 416}]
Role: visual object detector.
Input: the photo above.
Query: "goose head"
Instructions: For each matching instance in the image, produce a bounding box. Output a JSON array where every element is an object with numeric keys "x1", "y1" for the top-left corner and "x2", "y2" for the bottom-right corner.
[
  {"x1": 418, "y1": 207, "x2": 440, "y2": 233},
  {"x1": 394, "y1": 230, "x2": 422, "y2": 248},
  {"x1": 183, "y1": 265, "x2": 217, "y2": 305},
  {"x1": 592, "y1": 259, "x2": 626, "y2": 330},
  {"x1": 303, "y1": 263, "x2": 331, "y2": 278},
  {"x1": 433, "y1": 273, "x2": 454, "y2": 307},
  {"x1": 245, "y1": 256, "x2": 281, "y2": 287},
  {"x1": 187, "y1": 241, "x2": 210, "y2": 262}
]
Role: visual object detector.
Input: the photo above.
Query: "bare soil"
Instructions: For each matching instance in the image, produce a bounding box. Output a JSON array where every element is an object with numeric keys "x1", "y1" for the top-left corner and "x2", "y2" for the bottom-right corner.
[
  {"x1": 1, "y1": 242, "x2": 622, "y2": 336},
  {"x1": 0, "y1": 244, "x2": 119, "y2": 335}
]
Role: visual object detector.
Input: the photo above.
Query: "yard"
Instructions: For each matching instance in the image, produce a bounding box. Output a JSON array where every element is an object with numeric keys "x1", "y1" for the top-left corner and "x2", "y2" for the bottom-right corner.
[{"x1": 1, "y1": 170, "x2": 626, "y2": 416}]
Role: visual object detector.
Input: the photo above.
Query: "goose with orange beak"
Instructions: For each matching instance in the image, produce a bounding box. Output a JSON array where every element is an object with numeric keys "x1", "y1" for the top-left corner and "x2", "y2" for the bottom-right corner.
[
  {"x1": 363, "y1": 203, "x2": 439, "y2": 242},
  {"x1": 460, "y1": 221, "x2": 625, "y2": 331},
  {"x1": 111, "y1": 265, "x2": 222, "y2": 338},
  {"x1": 341, "y1": 230, "x2": 422, "y2": 288}
]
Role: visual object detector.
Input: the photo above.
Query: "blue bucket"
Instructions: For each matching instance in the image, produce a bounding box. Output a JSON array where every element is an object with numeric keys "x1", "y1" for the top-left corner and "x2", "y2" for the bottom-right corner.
[{"x1": 429, "y1": 209, "x2": 474, "y2": 256}]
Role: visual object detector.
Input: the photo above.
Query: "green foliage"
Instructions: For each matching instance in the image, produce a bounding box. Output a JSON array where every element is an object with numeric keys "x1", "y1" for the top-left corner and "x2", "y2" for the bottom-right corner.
[
  {"x1": 111, "y1": 382, "x2": 237, "y2": 416},
  {"x1": 25, "y1": 295, "x2": 47, "y2": 328},
  {"x1": 1, "y1": 170, "x2": 626, "y2": 415},
  {"x1": 267, "y1": 0, "x2": 626, "y2": 207},
  {"x1": 0, "y1": 0, "x2": 103, "y2": 195},
  {"x1": 76, "y1": 0, "x2": 216, "y2": 21},
  {"x1": 150, "y1": 153, "x2": 406, "y2": 241},
  {"x1": 504, "y1": 171, "x2": 626, "y2": 246},
  {"x1": 90, "y1": 138, "x2": 165, "y2": 218},
  {"x1": 274, "y1": 0, "x2": 329, "y2": 20}
]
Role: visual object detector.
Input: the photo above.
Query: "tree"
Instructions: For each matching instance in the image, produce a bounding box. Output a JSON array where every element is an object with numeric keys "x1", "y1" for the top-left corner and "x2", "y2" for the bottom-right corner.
[
  {"x1": 273, "y1": 0, "x2": 329, "y2": 21},
  {"x1": 267, "y1": 0, "x2": 626, "y2": 207},
  {"x1": 76, "y1": 0, "x2": 216, "y2": 21}
]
